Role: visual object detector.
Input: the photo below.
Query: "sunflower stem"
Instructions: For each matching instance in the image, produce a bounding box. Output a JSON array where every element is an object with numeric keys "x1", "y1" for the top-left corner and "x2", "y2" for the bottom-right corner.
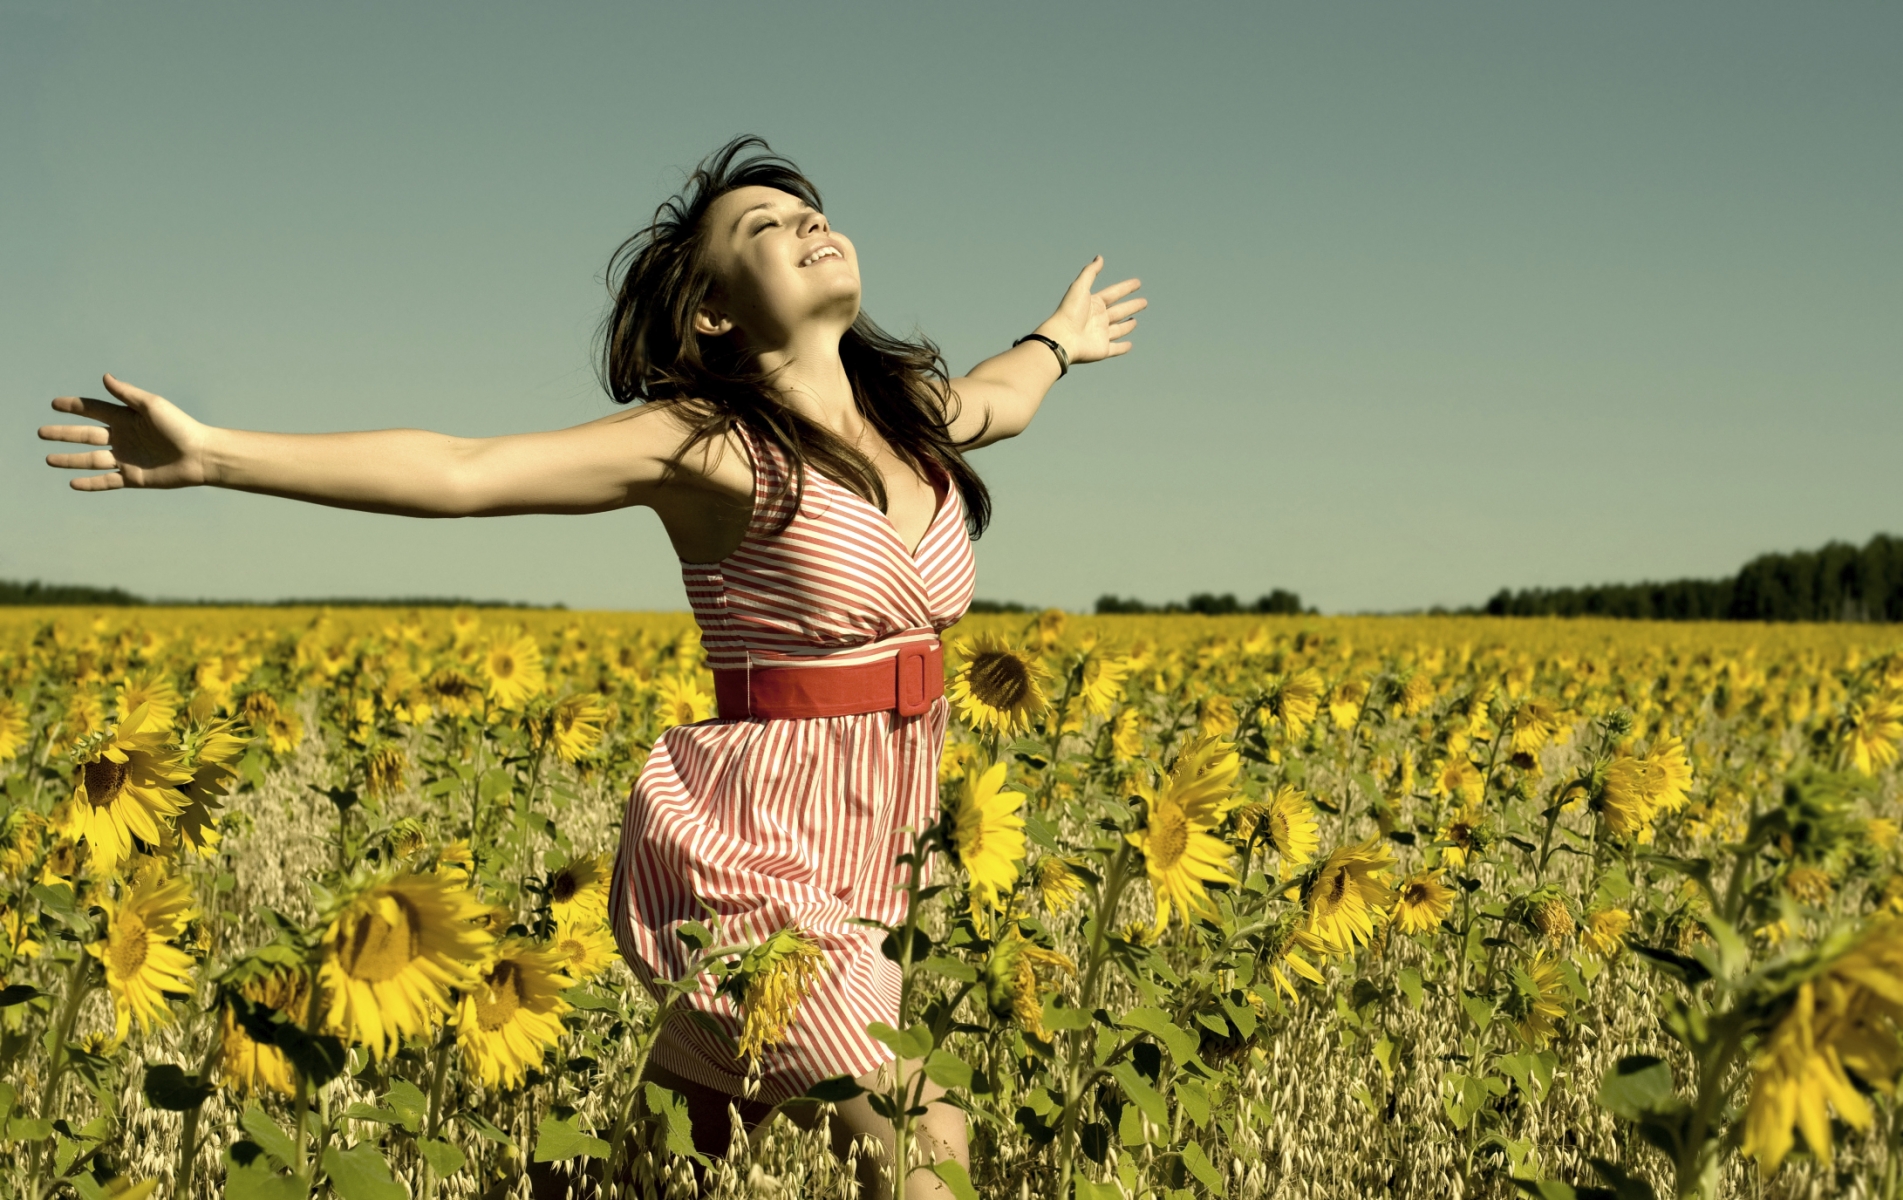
[
  {"x1": 1056, "y1": 839, "x2": 1132, "y2": 1190},
  {"x1": 28, "y1": 949, "x2": 93, "y2": 1197},
  {"x1": 419, "y1": 1031, "x2": 454, "y2": 1200},
  {"x1": 173, "y1": 1014, "x2": 226, "y2": 1200}
]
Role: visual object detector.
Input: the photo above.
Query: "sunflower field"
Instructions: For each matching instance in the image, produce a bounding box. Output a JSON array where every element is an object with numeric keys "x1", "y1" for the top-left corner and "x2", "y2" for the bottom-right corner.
[{"x1": 0, "y1": 605, "x2": 1899, "y2": 1200}]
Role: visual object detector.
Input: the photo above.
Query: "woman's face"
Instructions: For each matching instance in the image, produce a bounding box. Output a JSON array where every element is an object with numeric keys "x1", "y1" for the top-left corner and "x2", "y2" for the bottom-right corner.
[{"x1": 698, "y1": 185, "x2": 860, "y2": 349}]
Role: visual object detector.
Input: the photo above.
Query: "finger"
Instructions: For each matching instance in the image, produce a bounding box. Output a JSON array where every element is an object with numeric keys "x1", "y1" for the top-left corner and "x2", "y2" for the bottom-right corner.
[
  {"x1": 38, "y1": 424, "x2": 112, "y2": 445},
  {"x1": 102, "y1": 373, "x2": 159, "y2": 410},
  {"x1": 1107, "y1": 340, "x2": 1134, "y2": 357},
  {"x1": 46, "y1": 449, "x2": 119, "y2": 471},
  {"x1": 1092, "y1": 277, "x2": 1143, "y2": 304},
  {"x1": 1108, "y1": 318, "x2": 1139, "y2": 339},
  {"x1": 50, "y1": 395, "x2": 131, "y2": 423},
  {"x1": 70, "y1": 472, "x2": 126, "y2": 492},
  {"x1": 1066, "y1": 255, "x2": 1105, "y2": 296},
  {"x1": 1104, "y1": 296, "x2": 1149, "y2": 323}
]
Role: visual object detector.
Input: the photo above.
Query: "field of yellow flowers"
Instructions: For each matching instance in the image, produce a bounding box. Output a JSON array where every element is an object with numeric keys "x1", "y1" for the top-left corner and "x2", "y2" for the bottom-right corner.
[{"x1": 0, "y1": 605, "x2": 1898, "y2": 1200}]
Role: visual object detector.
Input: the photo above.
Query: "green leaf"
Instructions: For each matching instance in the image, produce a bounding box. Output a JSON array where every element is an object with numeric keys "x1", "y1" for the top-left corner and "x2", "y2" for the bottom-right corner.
[
  {"x1": 1109, "y1": 1061, "x2": 1168, "y2": 1128},
  {"x1": 321, "y1": 1143, "x2": 406, "y2": 1200},
  {"x1": 274, "y1": 1024, "x2": 348, "y2": 1087},
  {"x1": 1460, "y1": 993, "x2": 1496, "y2": 1033},
  {"x1": 919, "y1": 956, "x2": 978, "y2": 983},
  {"x1": 142, "y1": 1063, "x2": 214, "y2": 1111},
  {"x1": 5, "y1": 1116, "x2": 52, "y2": 1142},
  {"x1": 1180, "y1": 1142, "x2": 1226, "y2": 1194},
  {"x1": 341, "y1": 1105, "x2": 402, "y2": 1127},
  {"x1": 1041, "y1": 1000, "x2": 1094, "y2": 1032},
  {"x1": 1442, "y1": 1073, "x2": 1490, "y2": 1129},
  {"x1": 1174, "y1": 1077, "x2": 1210, "y2": 1128},
  {"x1": 458, "y1": 1112, "x2": 514, "y2": 1146},
  {"x1": 533, "y1": 1115, "x2": 610, "y2": 1163},
  {"x1": 1116, "y1": 1006, "x2": 1200, "y2": 1063},
  {"x1": 643, "y1": 1082, "x2": 707, "y2": 1165},
  {"x1": 803, "y1": 1076, "x2": 867, "y2": 1103},
  {"x1": 223, "y1": 1152, "x2": 308, "y2": 1200},
  {"x1": 1397, "y1": 968, "x2": 1424, "y2": 1010},
  {"x1": 923, "y1": 1049, "x2": 973, "y2": 1090},
  {"x1": 417, "y1": 1138, "x2": 466, "y2": 1178},
  {"x1": 1072, "y1": 1179, "x2": 1121, "y2": 1200},
  {"x1": 931, "y1": 1161, "x2": 980, "y2": 1200},
  {"x1": 383, "y1": 1079, "x2": 427, "y2": 1132},
  {"x1": 241, "y1": 1103, "x2": 299, "y2": 1170},
  {"x1": 560, "y1": 986, "x2": 619, "y2": 1012},
  {"x1": 479, "y1": 768, "x2": 514, "y2": 804},
  {"x1": 0, "y1": 986, "x2": 38, "y2": 1008},
  {"x1": 1597, "y1": 1056, "x2": 1678, "y2": 1121}
]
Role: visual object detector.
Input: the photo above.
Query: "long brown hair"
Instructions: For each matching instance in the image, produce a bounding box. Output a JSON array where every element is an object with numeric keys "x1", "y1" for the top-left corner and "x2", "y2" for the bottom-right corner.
[{"x1": 599, "y1": 136, "x2": 991, "y2": 537}]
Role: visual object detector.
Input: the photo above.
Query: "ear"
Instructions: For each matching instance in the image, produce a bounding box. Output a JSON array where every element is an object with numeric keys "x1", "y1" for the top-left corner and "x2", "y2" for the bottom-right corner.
[{"x1": 693, "y1": 302, "x2": 734, "y2": 338}]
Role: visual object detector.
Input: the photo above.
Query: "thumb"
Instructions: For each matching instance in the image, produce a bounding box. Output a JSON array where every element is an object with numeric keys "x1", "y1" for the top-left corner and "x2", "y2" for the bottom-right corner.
[
  {"x1": 1067, "y1": 255, "x2": 1105, "y2": 297},
  {"x1": 102, "y1": 373, "x2": 157, "y2": 412}
]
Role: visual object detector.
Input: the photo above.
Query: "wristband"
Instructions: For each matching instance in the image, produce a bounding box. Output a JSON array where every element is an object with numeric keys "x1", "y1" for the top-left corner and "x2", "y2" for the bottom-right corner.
[{"x1": 1013, "y1": 333, "x2": 1070, "y2": 378}]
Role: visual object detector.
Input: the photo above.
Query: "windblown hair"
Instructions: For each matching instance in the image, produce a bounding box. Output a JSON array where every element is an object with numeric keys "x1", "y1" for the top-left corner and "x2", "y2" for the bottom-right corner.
[{"x1": 599, "y1": 135, "x2": 990, "y2": 538}]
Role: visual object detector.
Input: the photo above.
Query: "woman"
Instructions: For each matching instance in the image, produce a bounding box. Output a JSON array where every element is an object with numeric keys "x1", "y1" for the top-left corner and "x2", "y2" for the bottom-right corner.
[{"x1": 38, "y1": 136, "x2": 1143, "y2": 1197}]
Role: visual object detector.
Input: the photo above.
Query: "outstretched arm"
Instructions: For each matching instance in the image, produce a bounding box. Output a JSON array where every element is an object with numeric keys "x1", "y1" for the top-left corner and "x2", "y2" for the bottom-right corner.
[
  {"x1": 942, "y1": 257, "x2": 1144, "y2": 449},
  {"x1": 39, "y1": 374, "x2": 692, "y2": 518}
]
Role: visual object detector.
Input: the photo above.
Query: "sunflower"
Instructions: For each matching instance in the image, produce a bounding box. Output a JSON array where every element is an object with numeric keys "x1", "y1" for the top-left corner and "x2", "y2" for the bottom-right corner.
[
  {"x1": 113, "y1": 672, "x2": 180, "y2": 728},
  {"x1": 317, "y1": 872, "x2": 493, "y2": 1059},
  {"x1": 426, "y1": 667, "x2": 484, "y2": 720},
  {"x1": 1597, "y1": 756, "x2": 1662, "y2": 840},
  {"x1": 1503, "y1": 951, "x2": 1569, "y2": 1047},
  {"x1": 653, "y1": 674, "x2": 713, "y2": 731},
  {"x1": 363, "y1": 744, "x2": 407, "y2": 802},
  {"x1": 1033, "y1": 856, "x2": 1084, "y2": 913},
  {"x1": 436, "y1": 840, "x2": 476, "y2": 884},
  {"x1": 1077, "y1": 654, "x2": 1131, "y2": 720},
  {"x1": 984, "y1": 931, "x2": 1075, "y2": 1042},
  {"x1": 0, "y1": 810, "x2": 46, "y2": 877},
  {"x1": 1264, "y1": 670, "x2": 1323, "y2": 739},
  {"x1": 726, "y1": 927, "x2": 826, "y2": 1065},
  {"x1": 455, "y1": 938, "x2": 574, "y2": 1089},
  {"x1": 547, "y1": 852, "x2": 612, "y2": 927},
  {"x1": 1391, "y1": 871, "x2": 1455, "y2": 935},
  {"x1": 219, "y1": 963, "x2": 310, "y2": 1096},
  {"x1": 1396, "y1": 672, "x2": 1436, "y2": 718},
  {"x1": 89, "y1": 866, "x2": 198, "y2": 1042},
  {"x1": 1265, "y1": 925, "x2": 1328, "y2": 1005},
  {"x1": 1644, "y1": 735, "x2": 1694, "y2": 813},
  {"x1": 1302, "y1": 840, "x2": 1396, "y2": 955},
  {"x1": 64, "y1": 705, "x2": 192, "y2": 874},
  {"x1": 948, "y1": 634, "x2": 1048, "y2": 736},
  {"x1": 1741, "y1": 918, "x2": 1903, "y2": 1176},
  {"x1": 0, "y1": 698, "x2": 27, "y2": 762},
  {"x1": 170, "y1": 718, "x2": 249, "y2": 859},
  {"x1": 947, "y1": 762, "x2": 1027, "y2": 934},
  {"x1": 480, "y1": 634, "x2": 546, "y2": 711},
  {"x1": 1509, "y1": 701, "x2": 1563, "y2": 756},
  {"x1": 1843, "y1": 692, "x2": 1903, "y2": 776},
  {"x1": 53, "y1": 691, "x2": 108, "y2": 755},
  {"x1": 548, "y1": 920, "x2": 618, "y2": 983},
  {"x1": 1326, "y1": 679, "x2": 1368, "y2": 729},
  {"x1": 1126, "y1": 735, "x2": 1243, "y2": 934},
  {"x1": 1110, "y1": 707, "x2": 1145, "y2": 761},
  {"x1": 1431, "y1": 758, "x2": 1484, "y2": 807},
  {"x1": 547, "y1": 693, "x2": 607, "y2": 763},
  {"x1": 1583, "y1": 908, "x2": 1632, "y2": 959},
  {"x1": 1233, "y1": 785, "x2": 1320, "y2": 878}
]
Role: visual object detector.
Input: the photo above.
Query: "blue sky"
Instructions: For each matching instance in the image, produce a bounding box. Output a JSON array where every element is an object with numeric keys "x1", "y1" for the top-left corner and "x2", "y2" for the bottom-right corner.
[{"x1": 5, "y1": 2, "x2": 1899, "y2": 612}]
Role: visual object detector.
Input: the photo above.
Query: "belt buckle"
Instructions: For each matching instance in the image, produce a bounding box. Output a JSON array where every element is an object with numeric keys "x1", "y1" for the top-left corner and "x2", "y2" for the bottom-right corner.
[{"x1": 895, "y1": 643, "x2": 932, "y2": 718}]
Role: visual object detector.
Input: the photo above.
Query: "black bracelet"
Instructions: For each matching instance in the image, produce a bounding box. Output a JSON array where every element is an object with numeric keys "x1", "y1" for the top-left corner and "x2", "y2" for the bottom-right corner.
[{"x1": 1013, "y1": 333, "x2": 1070, "y2": 378}]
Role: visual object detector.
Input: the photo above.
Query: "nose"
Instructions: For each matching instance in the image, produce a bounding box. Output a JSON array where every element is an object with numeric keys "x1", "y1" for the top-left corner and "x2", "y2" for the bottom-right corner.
[{"x1": 799, "y1": 209, "x2": 829, "y2": 237}]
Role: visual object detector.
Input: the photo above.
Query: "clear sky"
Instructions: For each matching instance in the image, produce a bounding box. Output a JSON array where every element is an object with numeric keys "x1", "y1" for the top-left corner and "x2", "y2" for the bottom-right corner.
[{"x1": 6, "y1": 2, "x2": 1899, "y2": 613}]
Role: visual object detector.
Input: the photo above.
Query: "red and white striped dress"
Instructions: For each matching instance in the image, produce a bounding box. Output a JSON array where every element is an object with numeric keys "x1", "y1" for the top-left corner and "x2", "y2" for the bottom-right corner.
[{"x1": 609, "y1": 422, "x2": 975, "y2": 1102}]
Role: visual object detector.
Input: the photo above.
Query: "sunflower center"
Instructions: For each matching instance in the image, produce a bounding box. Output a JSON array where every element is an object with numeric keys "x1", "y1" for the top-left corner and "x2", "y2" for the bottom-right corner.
[
  {"x1": 1147, "y1": 814, "x2": 1188, "y2": 870},
  {"x1": 550, "y1": 871, "x2": 579, "y2": 904},
  {"x1": 1403, "y1": 882, "x2": 1431, "y2": 906},
  {"x1": 491, "y1": 654, "x2": 516, "y2": 679},
  {"x1": 109, "y1": 914, "x2": 150, "y2": 979},
  {"x1": 969, "y1": 653, "x2": 1032, "y2": 711},
  {"x1": 337, "y1": 894, "x2": 423, "y2": 982},
  {"x1": 84, "y1": 760, "x2": 129, "y2": 808},
  {"x1": 475, "y1": 960, "x2": 523, "y2": 1031}
]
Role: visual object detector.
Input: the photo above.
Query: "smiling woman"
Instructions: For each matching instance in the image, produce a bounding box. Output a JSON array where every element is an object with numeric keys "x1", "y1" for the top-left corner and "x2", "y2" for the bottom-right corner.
[{"x1": 36, "y1": 133, "x2": 1144, "y2": 1200}]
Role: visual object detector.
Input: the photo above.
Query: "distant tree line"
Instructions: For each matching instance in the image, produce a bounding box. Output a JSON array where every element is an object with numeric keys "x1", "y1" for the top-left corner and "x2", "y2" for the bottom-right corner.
[
  {"x1": 0, "y1": 579, "x2": 560, "y2": 609},
  {"x1": 1096, "y1": 589, "x2": 1309, "y2": 616},
  {"x1": 1475, "y1": 534, "x2": 1903, "y2": 623}
]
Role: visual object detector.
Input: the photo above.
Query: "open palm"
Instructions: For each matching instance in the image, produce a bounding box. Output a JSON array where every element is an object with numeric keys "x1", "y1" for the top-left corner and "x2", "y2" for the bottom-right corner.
[
  {"x1": 39, "y1": 375, "x2": 208, "y2": 491},
  {"x1": 1042, "y1": 256, "x2": 1145, "y2": 365}
]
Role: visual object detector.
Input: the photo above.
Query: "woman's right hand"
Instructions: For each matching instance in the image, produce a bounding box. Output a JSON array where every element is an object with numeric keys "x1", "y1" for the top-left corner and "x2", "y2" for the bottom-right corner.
[{"x1": 40, "y1": 374, "x2": 210, "y2": 491}]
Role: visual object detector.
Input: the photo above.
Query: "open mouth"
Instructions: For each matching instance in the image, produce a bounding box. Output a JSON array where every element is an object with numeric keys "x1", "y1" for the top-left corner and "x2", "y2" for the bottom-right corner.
[{"x1": 798, "y1": 245, "x2": 843, "y2": 267}]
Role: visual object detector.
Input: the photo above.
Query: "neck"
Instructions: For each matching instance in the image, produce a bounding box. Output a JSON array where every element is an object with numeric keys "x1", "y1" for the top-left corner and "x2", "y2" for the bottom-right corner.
[{"x1": 755, "y1": 325, "x2": 858, "y2": 435}]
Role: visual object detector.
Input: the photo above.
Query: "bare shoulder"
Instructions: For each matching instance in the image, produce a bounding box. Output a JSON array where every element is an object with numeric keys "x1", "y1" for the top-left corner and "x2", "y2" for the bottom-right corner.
[{"x1": 576, "y1": 400, "x2": 752, "y2": 498}]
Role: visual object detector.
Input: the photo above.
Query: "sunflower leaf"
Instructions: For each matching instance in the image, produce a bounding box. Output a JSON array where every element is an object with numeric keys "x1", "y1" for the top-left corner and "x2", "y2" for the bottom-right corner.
[
  {"x1": 930, "y1": 1161, "x2": 981, "y2": 1200},
  {"x1": 239, "y1": 1103, "x2": 299, "y2": 1171},
  {"x1": 1180, "y1": 1141, "x2": 1227, "y2": 1194},
  {"x1": 1108, "y1": 1061, "x2": 1168, "y2": 1128},
  {"x1": 532, "y1": 1114, "x2": 609, "y2": 1163},
  {"x1": 1115, "y1": 1007, "x2": 1199, "y2": 1064},
  {"x1": 321, "y1": 1143, "x2": 405, "y2": 1200},
  {"x1": 417, "y1": 1138, "x2": 466, "y2": 1178},
  {"x1": 141, "y1": 1063, "x2": 213, "y2": 1112}
]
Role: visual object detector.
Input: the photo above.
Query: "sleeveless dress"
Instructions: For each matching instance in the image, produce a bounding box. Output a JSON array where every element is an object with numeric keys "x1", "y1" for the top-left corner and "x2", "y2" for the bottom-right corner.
[{"x1": 608, "y1": 423, "x2": 976, "y2": 1103}]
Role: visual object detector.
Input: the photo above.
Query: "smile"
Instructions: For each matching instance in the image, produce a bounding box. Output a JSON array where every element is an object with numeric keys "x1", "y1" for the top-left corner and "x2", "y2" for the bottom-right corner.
[{"x1": 798, "y1": 245, "x2": 843, "y2": 267}]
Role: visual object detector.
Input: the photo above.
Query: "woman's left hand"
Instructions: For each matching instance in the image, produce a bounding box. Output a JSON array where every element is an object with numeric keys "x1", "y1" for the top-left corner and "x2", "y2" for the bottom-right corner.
[{"x1": 1036, "y1": 257, "x2": 1145, "y2": 366}]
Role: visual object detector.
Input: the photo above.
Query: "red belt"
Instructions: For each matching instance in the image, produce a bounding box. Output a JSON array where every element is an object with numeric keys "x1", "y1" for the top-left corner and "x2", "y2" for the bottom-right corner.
[{"x1": 712, "y1": 641, "x2": 944, "y2": 721}]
